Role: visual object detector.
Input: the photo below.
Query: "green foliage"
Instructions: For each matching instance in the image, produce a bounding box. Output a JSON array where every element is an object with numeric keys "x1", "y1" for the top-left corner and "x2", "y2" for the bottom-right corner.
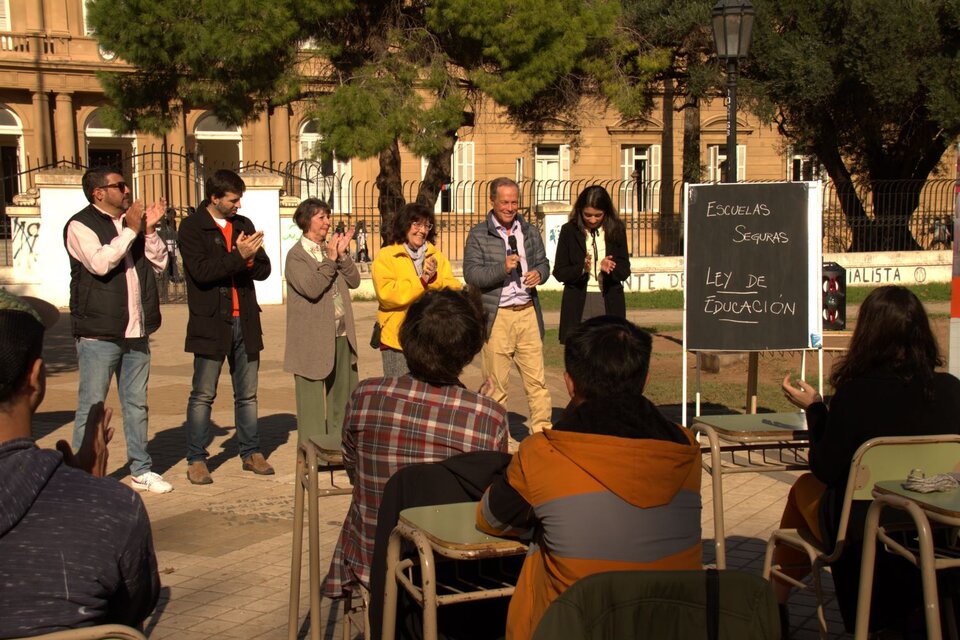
[
  {"x1": 537, "y1": 289, "x2": 685, "y2": 310},
  {"x1": 746, "y1": 0, "x2": 960, "y2": 183},
  {"x1": 845, "y1": 282, "x2": 951, "y2": 305},
  {"x1": 427, "y1": 0, "x2": 649, "y2": 125},
  {"x1": 428, "y1": 0, "x2": 617, "y2": 105},
  {"x1": 87, "y1": 0, "x2": 659, "y2": 218},
  {"x1": 87, "y1": 0, "x2": 326, "y2": 133},
  {"x1": 618, "y1": 0, "x2": 720, "y2": 96}
]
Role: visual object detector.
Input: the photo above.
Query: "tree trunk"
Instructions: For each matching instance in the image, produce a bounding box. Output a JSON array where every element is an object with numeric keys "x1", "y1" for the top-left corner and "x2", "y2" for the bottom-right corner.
[
  {"x1": 682, "y1": 93, "x2": 702, "y2": 184},
  {"x1": 870, "y1": 181, "x2": 923, "y2": 251},
  {"x1": 815, "y1": 141, "x2": 869, "y2": 252},
  {"x1": 376, "y1": 139, "x2": 405, "y2": 243},
  {"x1": 657, "y1": 77, "x2": 680, "y2": 256},
  {"x1": 417, "y1": 135, "x2": 456, "y2": 211}
]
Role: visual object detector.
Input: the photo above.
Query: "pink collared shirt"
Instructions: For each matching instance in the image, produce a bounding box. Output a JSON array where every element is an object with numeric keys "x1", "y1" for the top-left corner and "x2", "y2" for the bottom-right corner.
[
  {"x1": 65, "y1": 206, "x2": 168, "y2": 338},
  {"x1": 494, "y1": 217, "x2": 531, "y2": 307}
]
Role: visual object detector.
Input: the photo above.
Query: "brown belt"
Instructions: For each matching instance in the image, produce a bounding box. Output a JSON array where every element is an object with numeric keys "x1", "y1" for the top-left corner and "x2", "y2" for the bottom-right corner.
[{"x1": 501, "y1": 301, "x2": 534, "y2": 311}]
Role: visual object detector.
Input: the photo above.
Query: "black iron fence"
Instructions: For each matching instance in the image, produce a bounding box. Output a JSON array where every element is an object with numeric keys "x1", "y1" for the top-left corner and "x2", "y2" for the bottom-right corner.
[{"x1": 3, "y1": 148, "x2": 958, "y2": 286}]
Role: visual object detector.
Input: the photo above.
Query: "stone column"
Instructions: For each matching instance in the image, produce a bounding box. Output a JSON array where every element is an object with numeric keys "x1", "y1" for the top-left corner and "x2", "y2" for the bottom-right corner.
[
  {"x1": 36, "y1": 169, "x2": 87, "y2": 306},
  {"x1": 270, "y1": 105, "x2": 292, "y2": 166},
  {"x1": 168, "y1": 105, "x2": 188, "y2": 153},
  {"x1": 31, "y1": 91, "x2": 52, "y2": 166},
  {"x1": 53, "y1": 92, "x2": 77, "y2": 163},
  {"x1": 238, "y1": 170, "x2": 283, "y2": 304},
  {"x1": 252, "y1": 110, "x2": 271, "y2": 165}
]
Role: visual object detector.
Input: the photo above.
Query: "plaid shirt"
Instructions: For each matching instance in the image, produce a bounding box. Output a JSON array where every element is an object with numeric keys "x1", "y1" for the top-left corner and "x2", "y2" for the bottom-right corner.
[{"x1": 322, "y1": 375, "x2": 508, "y2": 598}]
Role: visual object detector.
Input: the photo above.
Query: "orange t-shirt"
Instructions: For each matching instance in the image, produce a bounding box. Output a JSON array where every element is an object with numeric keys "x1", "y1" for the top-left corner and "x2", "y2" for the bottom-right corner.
[{"x1": 218, "y1": 219, "x2": 241, "y2": 317}]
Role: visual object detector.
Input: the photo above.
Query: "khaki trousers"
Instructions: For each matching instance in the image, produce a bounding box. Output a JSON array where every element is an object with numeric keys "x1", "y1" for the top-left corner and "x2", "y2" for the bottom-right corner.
[{"x1": 481, "y1": 305, "x2": 553, "y2": 433}]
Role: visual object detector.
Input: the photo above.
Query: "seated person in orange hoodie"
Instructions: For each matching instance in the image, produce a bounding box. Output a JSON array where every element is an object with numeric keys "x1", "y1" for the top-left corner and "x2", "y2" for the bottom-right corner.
[{"x1": 476, "y1": 315, "x2": 702, "y2": 640}]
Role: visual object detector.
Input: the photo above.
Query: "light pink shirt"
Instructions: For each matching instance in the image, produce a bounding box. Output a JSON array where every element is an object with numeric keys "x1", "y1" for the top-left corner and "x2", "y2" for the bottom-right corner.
[
  {"x1": 65, "y1": 206, "x2": 168, "y2": 338},
  {"x1": 493, "y1": 216, "x2": 531, "y2": 307}
]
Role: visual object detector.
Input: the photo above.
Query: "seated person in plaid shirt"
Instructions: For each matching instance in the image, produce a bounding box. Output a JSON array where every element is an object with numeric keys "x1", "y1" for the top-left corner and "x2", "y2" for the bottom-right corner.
[{"x1": 323, "y1": 288, "x2": 509, "y2": 598}]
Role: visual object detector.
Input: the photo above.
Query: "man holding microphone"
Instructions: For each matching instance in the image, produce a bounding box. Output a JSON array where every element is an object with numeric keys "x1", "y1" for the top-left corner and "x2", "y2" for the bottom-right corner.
[{"x1": 464, "y1": 177, "x2": 552, "y2": 434}]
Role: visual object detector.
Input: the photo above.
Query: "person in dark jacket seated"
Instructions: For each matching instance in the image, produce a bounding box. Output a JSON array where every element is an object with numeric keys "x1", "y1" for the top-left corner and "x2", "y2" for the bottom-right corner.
[
  {"x1": 776, "y1": 285, "x2": 960, "y2": 635},
  {"x1": 477, "y1": 316, "x2": 702, "y2": 640},
  {"x1": 0, "y1": 290, "x2": 160, "y2": 637}
]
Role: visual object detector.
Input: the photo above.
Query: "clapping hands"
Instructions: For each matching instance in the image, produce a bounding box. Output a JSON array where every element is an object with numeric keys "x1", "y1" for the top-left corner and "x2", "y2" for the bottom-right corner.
[{"x1": 56, "y1": 402, "x2": 114, "y2": 477}]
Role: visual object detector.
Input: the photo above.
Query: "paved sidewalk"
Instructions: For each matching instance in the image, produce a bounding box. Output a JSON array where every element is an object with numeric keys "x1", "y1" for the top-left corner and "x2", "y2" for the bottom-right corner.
[{"x1": 32, "y1": 300, "x2": 851, "y2": 639}]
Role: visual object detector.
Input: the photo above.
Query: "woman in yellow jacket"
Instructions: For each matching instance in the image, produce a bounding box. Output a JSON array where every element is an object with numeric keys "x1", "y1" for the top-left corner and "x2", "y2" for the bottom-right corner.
[{"x1": 372, "y1": 202, "x2": 460, "y2": 377}]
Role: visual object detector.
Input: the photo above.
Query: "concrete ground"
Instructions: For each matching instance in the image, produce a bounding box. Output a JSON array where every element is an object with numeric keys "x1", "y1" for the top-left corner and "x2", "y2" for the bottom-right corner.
[{"x1": 30, "y1": 299, "x2": 875, "y2": 639}]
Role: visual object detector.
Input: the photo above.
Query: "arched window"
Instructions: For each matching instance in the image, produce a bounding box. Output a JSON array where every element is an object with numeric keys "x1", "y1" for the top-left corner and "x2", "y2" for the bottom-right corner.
[
  {"x1": 0, "y1": 104, "x2": 24, "y2": 205},
  {"x1": 193, "y1": 112, "x2": 241, "y2": 169},
  {"x1": 84, "y1": 108, "x2": 135, "y2": 175}
]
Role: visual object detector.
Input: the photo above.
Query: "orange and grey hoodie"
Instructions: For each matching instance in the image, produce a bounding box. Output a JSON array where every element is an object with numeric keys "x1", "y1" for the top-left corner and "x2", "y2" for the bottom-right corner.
[{"x1": 476, "y1": 393, "x2": 702, "y2": 640}]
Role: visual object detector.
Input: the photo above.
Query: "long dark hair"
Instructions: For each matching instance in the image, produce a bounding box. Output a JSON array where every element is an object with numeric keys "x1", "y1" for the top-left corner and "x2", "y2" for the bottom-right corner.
[
  {"x1": 571, "y1": 185, "x2": 626, "y2": 241},
  {"x1": 386, "y1": 203, "x2": 437, "y2": 246},
  {"x1": 831, "y1": 285, "x2": 942, "y2": 391}
]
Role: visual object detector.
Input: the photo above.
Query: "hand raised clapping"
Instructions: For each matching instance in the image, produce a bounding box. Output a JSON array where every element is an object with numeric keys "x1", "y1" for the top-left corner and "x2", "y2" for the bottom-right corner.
[
  {"x1": 236, "y1": 230, "x2": 264, "y2": 259},
  {"x1": 422, "y1": 255, "x2": 438, "y2": 282}
]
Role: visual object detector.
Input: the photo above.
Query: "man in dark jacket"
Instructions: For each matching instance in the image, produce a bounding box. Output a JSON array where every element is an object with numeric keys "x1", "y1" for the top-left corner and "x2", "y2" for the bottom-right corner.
[
  {"x1": 0, "y1": 290, "x2": 160, "y2": 637},
  {"x1": 64, "y1": 166, "x2": 172, "y2": 494},
  {"x1": 177, "y1": 169, "x2": 273, "y2": 484}
]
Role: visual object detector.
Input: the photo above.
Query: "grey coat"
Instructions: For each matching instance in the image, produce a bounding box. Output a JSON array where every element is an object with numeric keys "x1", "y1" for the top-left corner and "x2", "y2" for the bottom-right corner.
[
  {"x1": 283, "y1": 241, "x2": 360, "y2": 380},
  {"x1": 463, "y1": 213, "x2": 550, "y2": 337}
]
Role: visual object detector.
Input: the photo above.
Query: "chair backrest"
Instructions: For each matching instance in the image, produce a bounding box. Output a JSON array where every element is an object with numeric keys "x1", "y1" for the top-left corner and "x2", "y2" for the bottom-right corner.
[
  {"x1": 831, "y1": 434, "x2": 960, "y2": 553},
  {"x1": 531, "y1": 569, "x2": 780, "y2": 640},
  {"x1": 11, "y1": 624, "x2": 148, "y2": 640}
]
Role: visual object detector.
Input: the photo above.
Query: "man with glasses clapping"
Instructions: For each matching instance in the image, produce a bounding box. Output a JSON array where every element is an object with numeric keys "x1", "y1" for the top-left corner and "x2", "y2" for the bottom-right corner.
[{"x1": 63, "y1": 166, "x2": 173, "y2": 493}]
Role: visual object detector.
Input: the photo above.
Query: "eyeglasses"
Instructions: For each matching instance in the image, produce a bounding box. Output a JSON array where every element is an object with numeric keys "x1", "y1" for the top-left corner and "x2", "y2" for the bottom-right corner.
[
  {"x1": 99, "y1": 182, "x2": 128, "y2": 191},
  {"x1": 411, "y1": 221, "x2": 433, "y2": 231}
]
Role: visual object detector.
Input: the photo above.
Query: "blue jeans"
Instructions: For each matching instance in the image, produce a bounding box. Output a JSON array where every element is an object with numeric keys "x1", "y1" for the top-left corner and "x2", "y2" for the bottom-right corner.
[
  {"x1": 73, "y1": 337, "x2": 152, "y2": 477},
  {"x1": 185, "y1": 318, "x2": 260, "y2": 462}
]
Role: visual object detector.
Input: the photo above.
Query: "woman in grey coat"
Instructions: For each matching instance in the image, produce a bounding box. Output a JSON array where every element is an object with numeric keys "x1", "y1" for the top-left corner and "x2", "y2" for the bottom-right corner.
[{"x1": 283, "y1": 198, "x2": 360, "y2": 444}]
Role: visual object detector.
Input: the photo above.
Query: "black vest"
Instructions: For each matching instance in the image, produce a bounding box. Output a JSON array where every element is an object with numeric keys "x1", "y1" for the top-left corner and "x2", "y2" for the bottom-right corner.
[{"x1": 63, "y1": 205, "x2": 161, "y2": 339}]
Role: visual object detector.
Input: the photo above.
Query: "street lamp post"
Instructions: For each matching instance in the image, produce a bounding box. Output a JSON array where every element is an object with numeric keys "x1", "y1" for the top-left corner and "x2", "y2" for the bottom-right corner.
[
  {"x1": 712, "y1": 0, "x2": 758, "y2": 411},
  {"x1": 712, "y1": 0, "x2": 755, "y2": 184}
]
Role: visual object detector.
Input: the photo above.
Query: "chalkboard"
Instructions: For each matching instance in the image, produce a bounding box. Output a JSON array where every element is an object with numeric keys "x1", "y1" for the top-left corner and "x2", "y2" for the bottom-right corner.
[{"x1": 684, "y1": 182, "x2": 821, "y2": 351}]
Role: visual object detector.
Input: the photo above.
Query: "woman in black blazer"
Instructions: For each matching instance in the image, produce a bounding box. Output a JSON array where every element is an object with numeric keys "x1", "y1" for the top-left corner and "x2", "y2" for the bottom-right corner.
[{"x1": 552, "y1": 186, "x2": 631, "y2": 343}]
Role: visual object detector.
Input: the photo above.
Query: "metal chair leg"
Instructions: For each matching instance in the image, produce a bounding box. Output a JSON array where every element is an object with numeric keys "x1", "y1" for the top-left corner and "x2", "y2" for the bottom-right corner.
[{"x1": 288, "y1": 445, "x2": 307, "y2": 640}]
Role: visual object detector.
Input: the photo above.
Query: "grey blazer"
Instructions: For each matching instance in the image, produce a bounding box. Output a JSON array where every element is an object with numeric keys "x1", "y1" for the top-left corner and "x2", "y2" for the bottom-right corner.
[
  {"x1": 463, "y1": 213, "x2": 550, "y2": 338},
  {"x1": 283, "y1": 240, "x2": 360, "y2": 380}
]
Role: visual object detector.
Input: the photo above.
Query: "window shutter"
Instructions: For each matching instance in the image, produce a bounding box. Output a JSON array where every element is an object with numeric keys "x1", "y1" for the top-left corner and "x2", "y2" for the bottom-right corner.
[
  {"x1": 737, "y1": 144, "x2": 746, "y2": 182},
  {"x1": 334, "y1": 158, "x2": 352, "y2": 214},
  {"x1": 559, "y1": 144, "x2": 571, "y2": 182},
  {"x1": 619, "y1": 146, "x2": 634, "y2": 214},
  {"x1": 455, "y1": 141, "x2": 475, "y2": 213},
  {"x1": 82, "y1": 0, "x2": 94, "y2": 34},
  {"x1": 650, "y1": 144, "x2": 661, "y2": 213}
]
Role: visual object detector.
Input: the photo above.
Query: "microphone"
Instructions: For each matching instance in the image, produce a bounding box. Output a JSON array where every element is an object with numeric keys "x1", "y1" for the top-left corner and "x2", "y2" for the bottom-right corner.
[{"x1": 507, "y1": 235, "x2": 522, "y2": 278}]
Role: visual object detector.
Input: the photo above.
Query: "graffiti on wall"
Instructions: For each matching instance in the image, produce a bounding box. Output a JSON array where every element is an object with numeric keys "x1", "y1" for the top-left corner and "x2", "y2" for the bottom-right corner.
[{"x1": 11, "y1": 218, "x2": 40, "y2": 263}]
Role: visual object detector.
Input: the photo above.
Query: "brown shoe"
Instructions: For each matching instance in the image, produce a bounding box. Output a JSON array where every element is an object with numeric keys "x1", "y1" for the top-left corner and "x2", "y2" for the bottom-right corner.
[
  {"x1": 187, "y1": 460, "x2": 213, "y2": 485},
  {"x1": 242, "y1": 452, "x2": 275, "y2": 475}
]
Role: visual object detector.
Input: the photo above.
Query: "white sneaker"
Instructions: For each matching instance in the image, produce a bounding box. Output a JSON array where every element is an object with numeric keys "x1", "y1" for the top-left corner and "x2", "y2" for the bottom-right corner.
[{"x1": 131, "y1": 471, "x2": 174, "y2": 494}]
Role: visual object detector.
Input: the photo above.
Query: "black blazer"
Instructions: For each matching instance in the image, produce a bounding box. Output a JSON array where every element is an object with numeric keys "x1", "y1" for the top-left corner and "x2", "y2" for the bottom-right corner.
[
  {"x1": 551, "y1": 221, "x2": 630, "y2": 342},
  {"x1": 177, "y1": 205, "x2": 271, "y2": 356}
]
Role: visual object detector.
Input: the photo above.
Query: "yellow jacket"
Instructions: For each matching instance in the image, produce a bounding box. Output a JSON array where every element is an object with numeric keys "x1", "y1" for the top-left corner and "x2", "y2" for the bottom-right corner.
[{"x1": 371, "y1": 242, "x2": 461, "y2": 350}]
